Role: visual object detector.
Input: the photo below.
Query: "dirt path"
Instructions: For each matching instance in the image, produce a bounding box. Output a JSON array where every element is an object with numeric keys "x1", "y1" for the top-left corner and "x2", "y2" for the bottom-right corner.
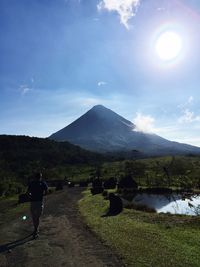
[{"x1": 0, "y1": 187, "x2": 124, "y2": 267}]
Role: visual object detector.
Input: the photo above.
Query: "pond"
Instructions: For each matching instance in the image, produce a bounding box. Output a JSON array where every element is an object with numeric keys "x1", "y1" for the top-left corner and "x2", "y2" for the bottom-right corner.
[{"x1": 132, "y1": 193, "x2": 200, "y2": 215}]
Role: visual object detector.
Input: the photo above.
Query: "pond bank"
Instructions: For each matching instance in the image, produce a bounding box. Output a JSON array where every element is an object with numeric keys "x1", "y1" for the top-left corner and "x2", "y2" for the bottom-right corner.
[{"x1": 79, "y1": 190, "x2": 200, "y2": 267}]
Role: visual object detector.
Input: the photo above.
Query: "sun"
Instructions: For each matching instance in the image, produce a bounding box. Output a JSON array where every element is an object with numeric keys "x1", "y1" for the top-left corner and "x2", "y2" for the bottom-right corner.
[{"x1": 155, "y1": 31, "x2": 183, "y2": 61}]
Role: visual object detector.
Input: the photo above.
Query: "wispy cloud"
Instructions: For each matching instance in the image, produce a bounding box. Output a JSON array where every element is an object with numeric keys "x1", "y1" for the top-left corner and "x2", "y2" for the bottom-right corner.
[
  {"x1": 97, "y1": 81, "x2": 107, "y2": 86},
  {"x1": 97, "y1": 0, "x2": 140, "y2": 29},
  {"x1": 157, "y1": 7, "x2": 165, "y2": 12},
  {"x1": 178, "y1": 95, "x2": 193, "y2": 109},
  {"x1": 178, "y1": 109, "x2": 200, "y2": 123},
  {"x1": 177, "y1": 96, "x2": 200, "y2": 124},
  {"x1": 18, "y1": 85, "x2": 32, "y2": 95},
  {"x1": 188, "y1": 96, "x2": 193, "y2": 104},
  {"x1": 178, "y1": 96, "x2": 200, "y2": 124},
  {"x1": 133, "y1": 112, "x2": 155, "y2": 133}
]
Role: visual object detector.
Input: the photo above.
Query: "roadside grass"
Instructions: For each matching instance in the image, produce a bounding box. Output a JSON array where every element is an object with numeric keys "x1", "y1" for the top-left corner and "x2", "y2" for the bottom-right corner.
[
  {"x1": 0, "y1": 186, "x2": 60, "y2": 228},
  {"x1": 79, "y1": 190, "x2": 200, "y2": 267},
  {"x1": 0, "y1": 195, "x2": 29, "y2": 227}
]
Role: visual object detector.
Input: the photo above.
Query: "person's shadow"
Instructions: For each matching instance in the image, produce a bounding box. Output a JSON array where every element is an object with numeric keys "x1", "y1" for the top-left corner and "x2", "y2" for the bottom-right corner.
[{"x1": 0, "y1": 234, "x2": 33, "y2": 253}]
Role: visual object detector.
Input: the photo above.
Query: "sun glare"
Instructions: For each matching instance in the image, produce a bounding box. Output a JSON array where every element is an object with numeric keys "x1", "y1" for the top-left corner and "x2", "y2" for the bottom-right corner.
[{"x1": 155, "y1": 31, "x2": 182, "y2": 61}]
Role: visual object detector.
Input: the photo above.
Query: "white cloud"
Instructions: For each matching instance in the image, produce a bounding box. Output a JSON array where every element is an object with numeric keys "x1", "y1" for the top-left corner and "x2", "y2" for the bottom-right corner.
[
  {"x1": 19, "y1": 85, "x2": 32, "y2": 95},
  {"x1": 97, "y1": 0, "x2": 140, "y2": 29},
  {"x1": 133, "y1": 112, "x2": 155, "y2": 133},
  {"x1": 178, "y1": 109, "x2": 200, "y2": 123},
  {"x1": 97, "y1": 81, "x2": 107, "y2": 86}
]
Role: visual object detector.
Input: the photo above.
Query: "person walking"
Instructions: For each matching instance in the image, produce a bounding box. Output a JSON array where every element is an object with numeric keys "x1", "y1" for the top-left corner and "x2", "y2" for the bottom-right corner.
[{"x1": 27, "y1": 172, "x2": 48, "y2": 238}]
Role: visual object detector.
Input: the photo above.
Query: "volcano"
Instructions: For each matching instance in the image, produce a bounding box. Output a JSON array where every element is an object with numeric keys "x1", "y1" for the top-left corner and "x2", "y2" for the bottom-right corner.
[{"x1": 49, "y1": 105, "x2": 200, "y2": 155}]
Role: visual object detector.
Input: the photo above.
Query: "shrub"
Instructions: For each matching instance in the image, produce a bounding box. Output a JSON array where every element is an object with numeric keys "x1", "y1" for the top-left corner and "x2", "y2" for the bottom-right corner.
[
  {"x1": 91, "y1": 187, "x2": 104, "y2": 195},
  {"x1": 0, "y1": 180, "x2": 25, "y2": 197},
  {"x1": 102, "y1": 190, "x2": 108, "y2": 197},
  {"x1": 103, "y1": 177, "x2": 117, "y2": 189},
  {"x1": 118, "y1": 175, "x2": 138, "y2": 189}
]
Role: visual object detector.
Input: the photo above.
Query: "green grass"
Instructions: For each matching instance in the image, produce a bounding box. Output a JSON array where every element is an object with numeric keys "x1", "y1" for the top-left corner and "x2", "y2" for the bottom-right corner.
[{"x1": 79, "y1": 190, "x2": 200, "y2": 267}]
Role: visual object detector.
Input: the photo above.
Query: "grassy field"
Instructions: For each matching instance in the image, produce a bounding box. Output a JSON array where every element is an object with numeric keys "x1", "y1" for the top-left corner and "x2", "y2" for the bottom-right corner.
[{"x1": 79, "y1": 190, "x2": 200, "y2": 267}]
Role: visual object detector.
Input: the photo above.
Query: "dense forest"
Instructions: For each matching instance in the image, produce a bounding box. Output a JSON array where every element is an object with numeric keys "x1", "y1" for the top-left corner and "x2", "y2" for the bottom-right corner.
[{"x1": 0, "y1": 135, "x2": 106, "y2": 196}]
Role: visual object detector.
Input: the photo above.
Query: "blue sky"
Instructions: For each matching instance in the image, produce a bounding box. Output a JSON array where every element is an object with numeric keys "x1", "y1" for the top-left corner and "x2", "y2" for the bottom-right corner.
[{"x1": 1, "y1": 0, "x2": 200, "y2": 146}]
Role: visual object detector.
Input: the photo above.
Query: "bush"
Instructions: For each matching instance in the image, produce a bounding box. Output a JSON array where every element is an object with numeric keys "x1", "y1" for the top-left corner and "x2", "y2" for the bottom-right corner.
[
  {"x1": 92, "y1": 178, "x2": 103, "y2": 188},
  {"x1": 0, "y1": 180, "x2": 25, "y2": 197},
  {"x1": 108, "y1": 193, "x2": 123, "y2": 215},
  {"x1": 0, "y1": 181, "x2": 9, "y2": 196},
  {"x1": 102, "y1": 190, "x2": 108, "y2": 197},
  {"x1": 118, "y1": 175, "x2": 138, "y2": 189},
  {"x1": 103, "y1": 177, "x2": 117, "y2": 189},
  {"x1": 91, "y1": 187, "x2": 104, "y2": 195},
  {"x1": 79, "y1": 181, "x2": 89, "y2": 187}
]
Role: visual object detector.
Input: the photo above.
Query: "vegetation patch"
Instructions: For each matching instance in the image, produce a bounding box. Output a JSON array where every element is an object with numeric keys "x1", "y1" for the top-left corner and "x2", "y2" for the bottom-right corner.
[
  {"x1": 0, "y1": 195, "x2": 29, "y2": 227},
  {"x1": 101, "y1": 155, "x2": 200, "y2": 189},
  {"x1": 79, "y1": 190, "x2": 200, "y2": 267}
]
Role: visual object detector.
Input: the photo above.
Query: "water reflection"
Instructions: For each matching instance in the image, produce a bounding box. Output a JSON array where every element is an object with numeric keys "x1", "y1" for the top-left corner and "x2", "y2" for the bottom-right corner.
[{"x1": 132, "y1": 193, "x2": 200, "y2": 215}]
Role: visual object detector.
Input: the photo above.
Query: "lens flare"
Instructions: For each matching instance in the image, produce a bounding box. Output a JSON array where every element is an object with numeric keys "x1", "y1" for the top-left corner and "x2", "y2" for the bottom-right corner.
[
  {"x1": 150, "y1": 22, "x2": 187, "y2": 68},
  {"x1": 155, "y1": 31, "x2": 182, "y2": 61}
]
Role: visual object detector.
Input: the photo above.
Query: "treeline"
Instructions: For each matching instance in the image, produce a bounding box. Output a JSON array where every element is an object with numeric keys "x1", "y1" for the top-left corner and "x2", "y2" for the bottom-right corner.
[
  {"x1": 101, "y1": 155, "x2": 200, "y2": 189},
  {"x1": 0, "y1": 135, "x2": 106, "y2": 196}
]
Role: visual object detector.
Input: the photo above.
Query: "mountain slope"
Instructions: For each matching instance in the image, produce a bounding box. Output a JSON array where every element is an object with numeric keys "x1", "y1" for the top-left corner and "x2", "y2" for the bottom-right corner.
[{"x1": 49, "y1": 105, "x2": 200, "y2": 155}]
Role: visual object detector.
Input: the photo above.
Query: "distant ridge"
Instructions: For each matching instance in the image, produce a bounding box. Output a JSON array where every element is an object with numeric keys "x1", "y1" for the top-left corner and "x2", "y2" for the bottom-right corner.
[{"x1": 49, "y1": 105, "x2": 200, "y2": 156}]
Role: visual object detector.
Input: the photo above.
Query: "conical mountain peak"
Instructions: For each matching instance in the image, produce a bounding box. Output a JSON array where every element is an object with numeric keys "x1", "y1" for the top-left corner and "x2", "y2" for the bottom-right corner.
[
  {"x1": 49, "y1": 105, "x2": 200, "y2": 155},
  {"x1": 91, "y1": 104, "x2": 106, "y2": 110},
  {"x1": 87, "y1": 105, "x2": 133, "y2": 125},
  {"x1": 50, "y1": 105, "x2": 136, "y2": 150},
  {"x1": 89, "y1": 105, "x2": 118, "y2": 116}
]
